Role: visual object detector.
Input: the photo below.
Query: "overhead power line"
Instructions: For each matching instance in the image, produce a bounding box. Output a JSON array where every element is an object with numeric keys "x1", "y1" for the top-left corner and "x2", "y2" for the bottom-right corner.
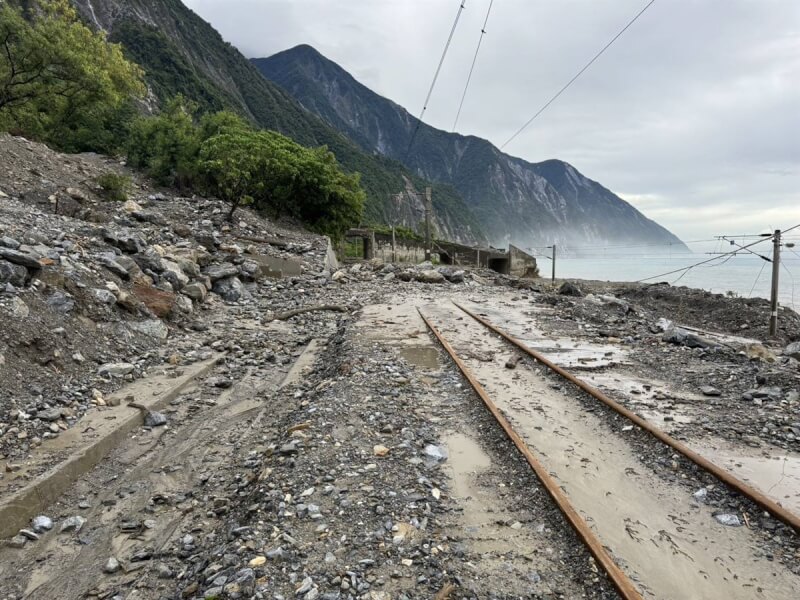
[
  {"x1": 636, "y1": 224, "x2": 800, "y2": 283},
  {"x1": 636, "y1": 235, "x2": 772, "y2": 283},
  {"x1": 452, "y1": 0, "x2": 495, "y2": 132},
  {"x1": 501, "y1": 0, "x2": 657, "y2": 150},
  {"x1": 406, "y1": 0, "x2": 468, "y2": 157}
]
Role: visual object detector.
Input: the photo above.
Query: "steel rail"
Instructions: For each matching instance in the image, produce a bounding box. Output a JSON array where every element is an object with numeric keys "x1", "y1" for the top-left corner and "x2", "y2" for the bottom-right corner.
[
  {"x1": 453, "y1": 301, "x2": 800, "y2": 533},
  {"x1": 418, "y1": 309, "x2": 645, "y2": 600}
]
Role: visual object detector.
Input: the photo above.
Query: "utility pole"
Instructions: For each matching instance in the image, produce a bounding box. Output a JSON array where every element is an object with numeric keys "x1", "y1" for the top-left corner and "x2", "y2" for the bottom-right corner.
[
  {"x1": 551, "y1": 244, "x2": 556, "y2": 284},
  {"x1": 769, "y1": 229, "x2": 781, "y2": 336},
  {"x1": 391, "y1": 225, "x2": 396, "y2": 263},
  {"x1": 424, "y1": 187, "x2": 432, "y2": 261}
]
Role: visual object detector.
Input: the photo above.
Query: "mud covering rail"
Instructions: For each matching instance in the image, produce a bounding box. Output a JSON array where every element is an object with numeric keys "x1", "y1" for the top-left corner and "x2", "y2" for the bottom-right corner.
[
  {"x1": 453, "y1": 300, "x2": 800, "y2": 533},
  {"x1": 418, "y1": 309, "x2": 645, "y2": 600}
]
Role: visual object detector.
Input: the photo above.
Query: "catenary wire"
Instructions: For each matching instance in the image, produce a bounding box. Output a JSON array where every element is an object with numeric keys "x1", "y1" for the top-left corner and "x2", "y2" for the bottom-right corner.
[
  {"x1": 501, "y1": 0, "x2": 657, "y2": 150},
  {"x1": 406, "y1": 0, "x2": 468, "y2": 157},
  {"x1": 452, "y1": 0, "x2": 495, "y2": 132}
]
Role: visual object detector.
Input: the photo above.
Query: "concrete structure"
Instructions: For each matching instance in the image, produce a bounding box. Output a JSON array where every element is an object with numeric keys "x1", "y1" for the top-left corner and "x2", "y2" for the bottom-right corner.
[{"x1": 343, "y1": 228, "x2": 538, "y2": 277}]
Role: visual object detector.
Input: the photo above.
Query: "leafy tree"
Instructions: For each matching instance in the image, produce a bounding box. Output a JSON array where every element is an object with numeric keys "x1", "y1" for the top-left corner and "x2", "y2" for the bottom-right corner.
[
  {"x1": 0, "y1": 0, "x2": 145, "y2": 151},
  {"x1": 199, "y1": 129, "x2": 364, "y2": 238}
]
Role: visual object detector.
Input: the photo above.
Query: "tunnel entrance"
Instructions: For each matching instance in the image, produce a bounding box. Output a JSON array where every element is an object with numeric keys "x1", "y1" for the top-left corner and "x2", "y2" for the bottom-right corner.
[{"x1": 488, "y1": 257, "x2": 510, "y2": 274}]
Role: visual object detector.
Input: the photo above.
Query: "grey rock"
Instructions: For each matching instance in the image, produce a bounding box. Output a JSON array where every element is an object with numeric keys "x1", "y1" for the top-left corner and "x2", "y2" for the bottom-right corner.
[
  {"x1": 103, "y1": 230, "x2": 144, "y2": 254},
  {"x1": 0, "y1": 247, "x2": 41, "y2": 269},
  {"x1": 296, "y1": 577, "x2": 314, "y2": 595},
  {"x1": 212, "y1": 276, "x2": 248, "y2": 302},
  {"x1": 8, "y1": 535, "x2": 27, "y2": 548},
  {"x1": 156, "y1": 564, "x2": 173, "y2": 579},
  {"x1": 19, "y1": 529, "x2": 39, "y2": 541},
  {"x1": 0, "y1": 236, "x2": 21, "y2": 250},
  {"x1": 558, "y1": 281, "x2": 583, "y2": 297},
  {"x1": 132, "y1": 250, "x2": 164, "y2": 274},
  {"x1": 60, "y1": 515, "x2": 86, "y2": 533},
  {"x1": 182, "y1": 282, "x2": 207, "y2": 302},
  {"x1": 204, "y1": 263, "x2": 239, "y2": 282},
  {"x1": 423, "y1": 444, "x2": 448, "y2": 462},
  {"x1": 266, "y1": 547, "x2": 285, "y2": 560},
  {"x1": 713, "y1": 513, "x2": 742, "y2": 527},
  {"x1": 144, "y1": 411, "x2": 167, "y2": 427},
  {"x1": 92, "y1": 288, "x2": 117, "y2": 305},
  {"x1": 700, "y1": 385, "x2": 721, "y2": 397},
  {"x1": 239, "y1": 260, "x2": 262, "y2": 281},
  {"x1": 103, "y1": 557, "x2": 121, "y2": 574},
  {"x1": 784, "y1": 341, "x2": 800, "y2": 360},
  {"x1": 32, "y1": 515, "x2": 54, "y2": 532},
  {"x1": 98, "y1": 362, "x2": 135, "y2": 377},
  {"x1": 127, "y1": 319, "x2": 169, "y2": 340},
  {"x1": 0, "y1": 260, "x2": 28, "y2": 287},
  {"x1": 438, "y1": 267, "x2": 465, "y2": 283},
  {"x1": 414, "y1": 270, "x2": 445, "y2": 284},
  {"x1": 46, "y1": 291, "x2": 75, "y2": 313},
  {"x1": 662, "y1": 327, "x2": 713, "y2": 349},
  {"x1": 37, "y1": 408, "x2": 62, "y2": 422},
  {"x1": 98, "y1": 253, "x2": 131, "y2": 279}
]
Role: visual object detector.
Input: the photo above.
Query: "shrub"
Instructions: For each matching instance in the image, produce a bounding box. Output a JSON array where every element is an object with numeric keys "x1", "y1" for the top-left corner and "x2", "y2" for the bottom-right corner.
[{"x1": 95, "y1": 173, "x2": 131, "y2": 202}]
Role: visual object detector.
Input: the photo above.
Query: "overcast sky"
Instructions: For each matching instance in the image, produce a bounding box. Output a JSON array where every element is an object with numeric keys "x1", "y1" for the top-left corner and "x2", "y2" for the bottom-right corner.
[{"x1": 183, "y1": 0, "x2": 799, "y2": 244}]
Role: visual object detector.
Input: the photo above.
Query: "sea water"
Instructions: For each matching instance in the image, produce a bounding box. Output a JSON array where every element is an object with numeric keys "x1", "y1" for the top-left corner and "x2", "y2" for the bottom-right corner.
[{"x1": 551, "y1": 254, "x2": 800, "y2": 311}]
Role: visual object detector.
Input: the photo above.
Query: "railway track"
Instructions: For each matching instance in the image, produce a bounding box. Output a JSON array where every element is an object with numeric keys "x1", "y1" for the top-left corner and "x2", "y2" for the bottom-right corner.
[{"x1": 419, "y1": 301, "x2": 800, "y2": 600}]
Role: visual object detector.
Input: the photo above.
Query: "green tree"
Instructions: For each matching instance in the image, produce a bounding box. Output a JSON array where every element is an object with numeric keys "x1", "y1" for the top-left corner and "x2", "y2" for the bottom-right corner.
[
  {"x1": 126, "y1": 96, "x2": 201, "y2": 187},
  {"x1": 199, "y1": 129, "x2": 364, "y2": 238},
  {"x1": 0, "y1": 0, "x2": 145, "y2": 151}
]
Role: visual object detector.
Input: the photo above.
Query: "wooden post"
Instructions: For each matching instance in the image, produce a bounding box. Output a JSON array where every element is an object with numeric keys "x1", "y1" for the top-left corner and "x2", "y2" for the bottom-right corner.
[
  {"x1": 769, "y1": 230, "x2": 781, "y2": 336},
  {"x1": 424, "y1": 187, "x2": 432, "y2": 261}
]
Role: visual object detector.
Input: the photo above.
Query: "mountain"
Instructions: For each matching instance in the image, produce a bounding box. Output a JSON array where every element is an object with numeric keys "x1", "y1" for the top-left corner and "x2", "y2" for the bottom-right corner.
[
  {"x1": 254, "y1": 44, "x2": 688, "y2": 252},
  {"x1": 69, "y1": 0, "x2": 487, "y2": 245}
]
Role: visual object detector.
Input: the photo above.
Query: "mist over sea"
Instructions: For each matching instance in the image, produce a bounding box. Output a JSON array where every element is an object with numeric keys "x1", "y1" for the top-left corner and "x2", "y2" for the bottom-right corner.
[{"x1": 550, "y1": 254, "x2": 800, "y2": 312}]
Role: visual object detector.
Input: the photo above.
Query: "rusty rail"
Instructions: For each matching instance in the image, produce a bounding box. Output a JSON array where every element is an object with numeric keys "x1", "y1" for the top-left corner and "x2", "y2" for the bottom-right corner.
[
  {"x1": 453, "y1": 301, "x2": 800, "y2": 533},
  {"x1": 418, "y1": 309, "x2": 644, "y2": 600}
]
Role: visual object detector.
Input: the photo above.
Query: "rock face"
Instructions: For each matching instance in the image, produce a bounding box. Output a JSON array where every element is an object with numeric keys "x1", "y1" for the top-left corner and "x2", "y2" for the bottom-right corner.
[{"x1": 254, "y1": 45, "x2": 688, "y2": 251}]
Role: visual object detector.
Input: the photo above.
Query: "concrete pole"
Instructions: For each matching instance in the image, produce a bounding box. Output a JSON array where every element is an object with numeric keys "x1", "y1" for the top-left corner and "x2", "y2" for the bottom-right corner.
[
  {"x1": 391, "y1": 226, "x2": 396, "y2": 263},
  {"x1": 425, "y1": 187, "x2": 432, "y2": 262},
  {"x1": 769, "y1": 230, "x2": 781, "y2": 337},
  {"x1": 551, "y1": 244, "x2": 556, "y2": 284}
]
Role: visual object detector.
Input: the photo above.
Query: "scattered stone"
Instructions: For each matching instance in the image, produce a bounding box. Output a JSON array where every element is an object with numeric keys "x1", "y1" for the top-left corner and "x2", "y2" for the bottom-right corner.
[
  {"x1": 700, "y1": 385, "x2": 721, "y2": 397},
  {"x1": 103, "y1": 557, "x2": 121, "y2": 574},
  {"x1": 32, "y1": 516, "x2": 53, "y2": 532},
  {"x1": 144, "y1": 411, "x2": 168, "y2": 427},
  {"x1": 98, "y1": 362, "x2": 135, "y2": 377},
  {"x1": 60, "y1": 516, "x2": 87, "y2": 533},
  {"x1": 713, "y1": 513, "x2": 742, "y2": 527},
  {"x1": 558, "y1": 281, "x2": 583, "y2": 297},
  {"x1": 373, "y1": 444, "x2": 390, "y2": 457}
]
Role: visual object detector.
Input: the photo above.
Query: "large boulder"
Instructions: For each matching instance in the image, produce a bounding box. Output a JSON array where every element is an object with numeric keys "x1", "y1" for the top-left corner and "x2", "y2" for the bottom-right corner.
[
  {"x1": 204, "y1": 263, "x2": 239, "y2": 282},
  {"x1": 414, "y1": 270, "x2": 446, "y2": 284},
  {"x1": 132, "y1": 284, "x2": 176, "y2": 318},
  {"x1": 437, "y1": 267, "x2": 465, "y2": 283},
  {"x1": 0, "y1": 259, "x2": 28, "y2": 287},
  {"x1": 785, "y1": 342, "x2": 800, "y2": 361},
  {"x1": 102, "y1": 230, "x2": 145, "y2": 254},
  {"x1": 558, "y1": 281, "x2": 583, "y2": 297},
  {"x1": 0, "y1": 247, "x2": 41, "y2": 270},
  {"x1": 181, "y1": 282, "x2": 207, "y2": 302},
  {"x1": 212, "y1": 276, "x2": 248, "y2": 302}
]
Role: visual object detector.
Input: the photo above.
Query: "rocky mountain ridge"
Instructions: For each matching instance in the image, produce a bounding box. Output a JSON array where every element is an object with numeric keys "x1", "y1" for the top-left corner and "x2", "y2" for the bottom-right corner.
[{"x1": 255, "y1": 44, "x2": 688, "y2": 252}]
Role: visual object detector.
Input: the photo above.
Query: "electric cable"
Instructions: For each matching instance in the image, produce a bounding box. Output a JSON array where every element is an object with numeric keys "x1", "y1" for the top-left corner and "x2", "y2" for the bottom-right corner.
[
  {"x1": 501, "y1": 0, "x2": 657, "y2": 149},
  {"x1": 452, "y1": 0, "x2": 495, "y2": 132},
  {"x1": 406, "y1": 0, "x2": 468, "y2": 157}
]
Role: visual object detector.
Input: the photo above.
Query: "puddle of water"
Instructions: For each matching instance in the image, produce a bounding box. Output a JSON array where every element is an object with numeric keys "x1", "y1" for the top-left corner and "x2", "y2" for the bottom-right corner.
[
  {"x1": 693, "y1": 443, "x2": 800, "y2": 515},
  {"x1": 399, "y1": 346, "x2": 440, "y2": 370}
]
